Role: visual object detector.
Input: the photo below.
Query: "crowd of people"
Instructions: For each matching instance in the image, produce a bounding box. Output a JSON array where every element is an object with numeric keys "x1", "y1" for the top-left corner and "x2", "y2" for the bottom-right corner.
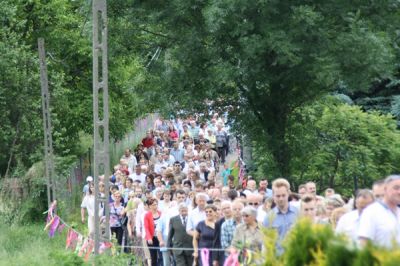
[{"x1": 80, "y1": 115, "x2": 400, "y2": 266}]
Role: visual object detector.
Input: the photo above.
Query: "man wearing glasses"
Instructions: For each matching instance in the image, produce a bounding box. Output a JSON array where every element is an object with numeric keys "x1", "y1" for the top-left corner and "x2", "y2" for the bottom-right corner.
[{"x1": 246, "y1": 194, "x2": 262, "y2": 208}]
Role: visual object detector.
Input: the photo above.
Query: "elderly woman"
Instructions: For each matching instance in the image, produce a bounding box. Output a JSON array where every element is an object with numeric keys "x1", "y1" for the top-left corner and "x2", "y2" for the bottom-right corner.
[
  {"x1": 324, "y1": 195, "x2": 345, "y2": 223},
  {"x1": 109, "y1": 190, "x2": 125, "y2": 246},
  {"x1": 230, "y1": 206, "x2": 264, "y2": 264},
  {"x1": 193, "y1": 204, "x2": 218, "y2": 266}
]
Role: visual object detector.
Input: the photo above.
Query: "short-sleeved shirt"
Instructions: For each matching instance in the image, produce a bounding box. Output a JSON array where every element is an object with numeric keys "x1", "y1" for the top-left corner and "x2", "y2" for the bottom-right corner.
[
  {"x1": 81, "y1": 195, "x2": 95, "y2": 216},
  {"x1": 358, "y1": 201, "x2": 400, "y2": 248},
  {"x1": 186, "y1": 207, "x2": 206, "y2": 233},
  {"x1": 129, "y1": 173, "x2": 147, "y2": 185},
  {"x1": 231, "y1": 223, "x2": 264, "y2": 252},
  {"x1": 196, "y1": 221, "x2": 215, "y2": 248},
  {"x1": 335, "y1": 210, "x2": 360, "y2": 242},
  {"x1": 110, "y1": 203, "x2": 124, "y2": 228},
  {"x1": 263, "y1": 205, "x2": 299, "y2": 255},
  {"x1": 221, "y1": 219, "x2": 238, "y2": 254}
]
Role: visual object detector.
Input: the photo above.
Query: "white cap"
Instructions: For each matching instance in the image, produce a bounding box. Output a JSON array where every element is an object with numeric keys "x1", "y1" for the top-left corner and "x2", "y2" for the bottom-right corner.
[{"x1": 86, "y1": 176, "x2": 93, "y2": 182}]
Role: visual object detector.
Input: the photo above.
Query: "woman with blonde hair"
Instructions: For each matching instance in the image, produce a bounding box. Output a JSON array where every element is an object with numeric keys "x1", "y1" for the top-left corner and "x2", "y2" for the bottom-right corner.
[
  {"x1": 109, "y1": 191, "x2": 125, "y2": 246},
  {"x1": 125, "y1": 192, "x2": 145, "y2": 259}
]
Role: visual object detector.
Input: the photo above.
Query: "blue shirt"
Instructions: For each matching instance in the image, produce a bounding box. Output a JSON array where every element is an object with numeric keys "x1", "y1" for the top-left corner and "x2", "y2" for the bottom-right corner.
[
  {"x1": 156, "y1": 213, "x2": 169, "y2": 240},
  {"x1": 170, "y1": 148, "x2": 185, "y2": 163},
  {"x1": 263, "y1": 205, "x2": 299, "y2": 255},
  {"x1": 266, "y1": 188, "x2": 273, "y2": 198}
]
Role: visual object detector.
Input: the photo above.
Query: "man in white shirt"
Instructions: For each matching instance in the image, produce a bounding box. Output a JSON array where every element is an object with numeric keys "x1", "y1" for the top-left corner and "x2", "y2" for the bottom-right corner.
[
  {"x1": 129, "y1": 164, "x2": 146, "y2": 185},
  {"x1": 305, "y1": 181, "x2": 317, "y2": 195},
  {"x1": 336, "y1": 189, "x2": 374, "y2": 242},
  {"x1": 162, "y1": 148, "x2": 175, "y2": 166},
  {"x1": 372, "y1": 180, "x2": 385, "y2": 200},
  {"x1": 358, "y1": 175, "x2": 400, "y2": 248},
  {"x1": 154, "y1": 154, "x2": 169, "y2": 174},
  {"x1": 121, "y1": 148, "x2": 137, "y2": 173},
  {"x1": 243, "y1": 179, "x2": 258, "y2": 196},
  {"x1": 186, "y1": 193, "x2": 207, "y2": 236}
]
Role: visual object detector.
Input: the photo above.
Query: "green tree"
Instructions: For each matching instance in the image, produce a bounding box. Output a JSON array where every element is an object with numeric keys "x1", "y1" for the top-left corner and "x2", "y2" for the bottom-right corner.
[
  {"x1": 254, "y1": 98, "x2": 400, "y2": 193},
  {"x1": 0, "y1": 0, "x2": 149, "y2": 176},
  {"x1": 131, "y1": 0, "x2": 398, "y2": 176}
]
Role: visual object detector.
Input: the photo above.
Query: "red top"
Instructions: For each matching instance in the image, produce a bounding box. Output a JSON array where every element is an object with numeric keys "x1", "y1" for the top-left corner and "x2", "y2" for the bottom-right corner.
[
  {"x1": 168, "y1": 130, "x2": 179, "y2": 141},
  {"x1": 144, "y1": 210, "x2": 161, "y2": 240},
  {"x1": 142, "y1": 137, "x2": 154, "y2": 148}
]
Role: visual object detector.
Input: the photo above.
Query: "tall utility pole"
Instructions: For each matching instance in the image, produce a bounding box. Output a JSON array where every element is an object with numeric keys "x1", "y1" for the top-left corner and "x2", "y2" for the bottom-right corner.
[
  {"x1": 92, "y1": 0, "x2": 110, "y2": 254},
  {"x1": 38, "y1": 38, "x2": 56, "y2": 208}
]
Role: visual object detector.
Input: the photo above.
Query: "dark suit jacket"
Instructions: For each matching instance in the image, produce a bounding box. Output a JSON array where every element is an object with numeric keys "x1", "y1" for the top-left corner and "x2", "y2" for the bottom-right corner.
[
  {"x1": 212, "y1": 217, "x2": 225, "y2": 262},
  {"x1": 167, "y1": 215, "x2": 193, "y2": 255}
]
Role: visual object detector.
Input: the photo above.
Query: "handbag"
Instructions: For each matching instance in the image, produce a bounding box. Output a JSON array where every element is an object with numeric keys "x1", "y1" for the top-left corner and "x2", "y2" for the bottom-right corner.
[
  {"x1": 113, "y1": 204, "x2": 128, "y2": 227},
  {"x1": 120, "y1": 215, "x2": 128, "y2": 227}
]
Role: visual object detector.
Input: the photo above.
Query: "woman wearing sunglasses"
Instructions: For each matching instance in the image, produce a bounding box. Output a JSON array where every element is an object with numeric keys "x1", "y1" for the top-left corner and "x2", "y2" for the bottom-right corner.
[{"x1": 193, "y1": 204, "x2": 218, "y2": 266}]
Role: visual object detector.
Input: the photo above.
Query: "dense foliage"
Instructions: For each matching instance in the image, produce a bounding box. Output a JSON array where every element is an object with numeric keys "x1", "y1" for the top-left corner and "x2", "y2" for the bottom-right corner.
[
  {"x1": 1, "y1": 0, "x2": 400, "y2": 194},
  {"x1": 253, "y1": 97, "x2": 400, "y2": 193},
  {"x1": 262, "y1": 219, "x2": 400, "y2": 266},
  {"x1": 0, "y1": 0, "x2": 149, "y2": 177},
  {"x1": 126, "y1": 0, "x2": 400, "y2": 177}
]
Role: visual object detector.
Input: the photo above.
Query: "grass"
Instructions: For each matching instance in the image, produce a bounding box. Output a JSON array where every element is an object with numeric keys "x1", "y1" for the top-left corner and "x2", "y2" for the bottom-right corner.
[
  {"x1": 0, "y1": 222, "x2": 78, "y2": 266},
  {"x1": 0, "y1": 221, "x2": 139, "y2": 266}
]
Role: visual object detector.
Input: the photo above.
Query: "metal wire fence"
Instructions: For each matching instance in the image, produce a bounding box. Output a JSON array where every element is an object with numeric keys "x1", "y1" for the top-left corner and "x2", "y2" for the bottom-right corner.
[{"x1": 57, "y1": 114, "x2": 157, "y2": 219}]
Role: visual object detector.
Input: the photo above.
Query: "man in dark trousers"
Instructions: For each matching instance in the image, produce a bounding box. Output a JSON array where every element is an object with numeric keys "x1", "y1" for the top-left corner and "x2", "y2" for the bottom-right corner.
[
  {"x1": 167, "y1": 203, "x2": 193, "y2": 266},
  {"x1": 212, "y1": 201, "x2": 232, "y2": 266}
]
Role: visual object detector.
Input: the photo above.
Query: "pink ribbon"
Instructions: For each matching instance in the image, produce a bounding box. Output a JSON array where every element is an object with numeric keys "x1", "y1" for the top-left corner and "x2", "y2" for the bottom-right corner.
[
  {"x1": 200, "y1": 248, "x2": 210, "y2": 266},
  {"x1": 66, "y1": 228, "x2": 79, "y2": 250},
  {"x1": 48, "y1": 215, "x2": 60, "y2": 238},
  {"x1": 74, "y1": 235, "x2": 84, "y2": 253},
  {"x1": 84, "y1": 239, "x2": 94, "y2": 261},
  {"x1": 58, "y1": 223, "x2": 66, "y2": 233},
  {"x1": 224, "y1": 251, "x2": 239, "y2": 266},
  {"x1": 99, "y1": 241, "x2": 113, "y2": 254}
]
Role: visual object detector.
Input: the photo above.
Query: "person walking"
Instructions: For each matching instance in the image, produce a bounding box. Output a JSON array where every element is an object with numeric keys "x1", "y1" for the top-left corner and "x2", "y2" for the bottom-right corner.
[
  {"x1": 193, "y1": 204, "x2": 218, "y2": 266},
  {"x1": 167, "y1": 203, "x2": 193, "y2": 266},
  {"x1": 144, "y1": 198, "x2": 162, "y2": 266},
  {"x1": 109, "y1": 191, "x2": 126, "y2": 246},
  {"x1": 358, "y1": 175, "x2": 400, "y2": 248}
]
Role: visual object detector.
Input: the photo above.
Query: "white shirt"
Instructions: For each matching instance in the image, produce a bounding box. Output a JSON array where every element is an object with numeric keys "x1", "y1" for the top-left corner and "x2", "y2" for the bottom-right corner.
[
  {"x1": 336, "y1": 210, "x2": 359, "y2": 242},
  {"x1": 81, "y1": 195, "x2": 103, "y2": 217},
  {"x1": 121, "y1": 154, "x2": 137, "y2": 173},
  {"x1": 154, "y1": 161, "x2": 169, "y2": 174},
  {"x1": 135, "y1": 202, "x2": 145, "y2": 237},
  {"x1": 243, "y1": 189, "x2": 257, "y2": 196},
  {"x1": 358, "y1": 201, "x2": 400, "y2": 248},
  {"x1": 257, "y1": 206, "x2": 267, "y2": 223},
  {"x1": 129, "y1": 172, "x2": 147, "y2": 185},
  {"x1": 186, "y1": 207, "x2": 206, "y2": 233}
]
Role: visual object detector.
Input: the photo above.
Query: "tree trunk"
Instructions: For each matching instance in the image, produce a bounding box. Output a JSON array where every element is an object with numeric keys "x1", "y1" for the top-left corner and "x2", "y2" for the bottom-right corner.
[{"x1": 266, "y1": 105, "x2": 291, "y2": 178}]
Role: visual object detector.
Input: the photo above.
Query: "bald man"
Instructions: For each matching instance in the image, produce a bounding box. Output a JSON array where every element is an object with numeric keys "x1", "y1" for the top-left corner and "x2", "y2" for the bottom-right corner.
[{"x1": 243, "y1": 180, "x2": 258, "y2": 196}]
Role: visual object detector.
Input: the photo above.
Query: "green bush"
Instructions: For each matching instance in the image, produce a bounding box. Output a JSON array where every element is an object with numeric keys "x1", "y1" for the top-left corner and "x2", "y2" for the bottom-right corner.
[
  {"x1": 261, "y1": 218, "x2": 400, "y2": 266},
  {"x1": 283, "y1": 219, "x2": 335, "y2": 266}
]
